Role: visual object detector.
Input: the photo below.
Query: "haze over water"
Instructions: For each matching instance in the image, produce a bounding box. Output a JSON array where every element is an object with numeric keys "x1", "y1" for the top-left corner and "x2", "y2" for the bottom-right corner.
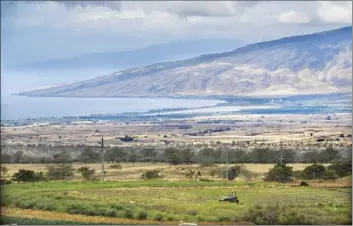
[{"x1": 0, "y1": 95, "x2": 223, "y2": 121}]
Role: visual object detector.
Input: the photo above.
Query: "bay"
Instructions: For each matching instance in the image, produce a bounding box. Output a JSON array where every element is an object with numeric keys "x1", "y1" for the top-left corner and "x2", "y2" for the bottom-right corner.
[{"x1": 0, "y1": 95, "x2": 223, "y2": 121}]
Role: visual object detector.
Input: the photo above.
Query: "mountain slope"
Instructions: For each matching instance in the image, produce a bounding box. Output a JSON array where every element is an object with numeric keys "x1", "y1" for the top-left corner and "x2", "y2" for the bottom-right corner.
[
  {"x1": 9, "y1": 39, "x2": 247, "y2": 72},
  {"x1": 17, "y1": 26, "x2": 352, "y2": 98}
]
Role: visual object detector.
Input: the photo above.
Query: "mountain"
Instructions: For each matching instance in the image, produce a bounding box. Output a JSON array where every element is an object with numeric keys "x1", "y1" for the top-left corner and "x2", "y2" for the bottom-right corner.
[
  {"x1": 17, "y1": 26, "x2": 352, "y2": 98},
  {"x1": 9, "y1": 39, "x2": 247, "y2": 72}
]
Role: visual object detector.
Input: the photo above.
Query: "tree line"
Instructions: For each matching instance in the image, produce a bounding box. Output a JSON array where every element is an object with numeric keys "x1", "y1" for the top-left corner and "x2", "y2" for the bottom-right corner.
[{"x1": 1, "y1": 144, "x2": 351, "y2": 164}]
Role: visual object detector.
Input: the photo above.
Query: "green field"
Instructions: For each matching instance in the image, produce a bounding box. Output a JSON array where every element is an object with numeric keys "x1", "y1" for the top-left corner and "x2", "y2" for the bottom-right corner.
[{"x1": 1, "y1": 179, "x2": 352, "y2": 225}]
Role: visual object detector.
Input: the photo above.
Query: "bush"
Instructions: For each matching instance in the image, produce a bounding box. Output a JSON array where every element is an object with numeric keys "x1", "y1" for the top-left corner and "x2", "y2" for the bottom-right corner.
[
  {"x1": 185, "y1": 170, "x2": 195, "y2": 179},
  {"x1": 110, "y1": 203, "x2": 124, "y2": 210},
  {"x1": 11, "y1": 169, "x2": 45, "y2": 182},
  {"x1": 187, "y1": 210, "x2": 198, "y2": 216},
  {"x1": 264, "y1": 164, "x2": 294, "y2": 183},
  {"x1": 77, "y1": 166, "x2": 95, "y2": 180},
  {"x1": 327, "y1": 162, "x2": 352, "y2": 178},
  {"x1": 104, "y1": 208, "x2": 117, "y2": 217},
  {"x1": 217, "y1": 216, "x2": 231, "y2": 222},
  {"x1": 243, "y1": 204, "x2": 317, "y2": 225},
  {"x1": 136, "y1": 211, "x2": 148, "y2": 220},
  {"x1": 293, "y1": 170, "x2": 306, "y2": 179},
  {"x1": 303, "y1": 164, "x2": 326, "y2": 179},
  {"x1": 153, "y1": 214, "x2": 164, "y2": 221},
  {"x1": 109, "y1": 164, "x2": 122, "y2": 169},
  {"x1": 141, "y1": 168, "x2": 165, "y2": 180},
  {"x1": 323, "y1": 169, "x2": 339, "y2": 180},
  {"x1": 122, "y1": 210, "x2": 134, "y2": 219},
  {"x1": 225, "y1": 165, "x2": 246, "y2": 181},
  {"x1": 67, "y1": 204, "x2": 90, "y2": 215},
  {"x1": 46, "y1": 164, "x2": 74, "y2": 180}
]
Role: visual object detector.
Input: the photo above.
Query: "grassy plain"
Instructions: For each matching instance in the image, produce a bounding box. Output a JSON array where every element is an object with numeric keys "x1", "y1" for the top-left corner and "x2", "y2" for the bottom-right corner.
[{"x1": 1, "y1": 173, "x2": 352, "y2": 225}]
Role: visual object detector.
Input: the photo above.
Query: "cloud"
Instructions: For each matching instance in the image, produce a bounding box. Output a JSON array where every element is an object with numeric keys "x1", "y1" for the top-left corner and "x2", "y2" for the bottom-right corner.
[
  {"x1": 279, "y1": 10, "x2": 311, "y2": 24},
  {"x1": 51, "y1": 1, "x2": 121, "y2": 11},
  {"x1": 2, "y1": 1, "x2": 352, "y2": 66},
  {"x1": 317, "y1": 1, "x2": 352, "y2": 24},
  {"x1": 164, "y1": 1, "x2": 235, "y2": 18}
]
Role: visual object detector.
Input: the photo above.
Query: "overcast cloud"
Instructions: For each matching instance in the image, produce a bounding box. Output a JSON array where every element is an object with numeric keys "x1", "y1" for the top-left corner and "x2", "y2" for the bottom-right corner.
[{"x1": 1, "y1": 1, "x2": 352, "y2": 66}]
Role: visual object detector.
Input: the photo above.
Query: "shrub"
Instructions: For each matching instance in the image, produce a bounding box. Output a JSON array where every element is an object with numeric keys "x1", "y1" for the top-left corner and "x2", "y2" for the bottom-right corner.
[
  {"x1": 12, "y1": 169, "x2": 45, "y2": 182},
  {"x1": 110, "y1": 203, "x2": 124, "y2": 210},
  {"x1": 225, "y1": 165, "x2": 246, "y2": 181},
  {"x1": 19, "y1": 200, "x2": 37, "y2": 209},
  {"x1": 104, "y1": 208, "x2": 117, "y2": 217},
  {"x1": 199, "y1": 178, "x2": 213, "y2": 182},
  {"x1": 35, "y1": 200, "x2": 55, "y2": 211},
  {"x1": 264, "y1": 164, "x2": 294, "y2": 183},
  {"x1": 46, "y1": 164, "x2": 74, "y2": 180},
  {"x1": 109, "y1": 164, "x2": 122, "y2": 169},
  {"x1": 141, "y1": 168, "x2": 165, "y2": 180},
  {"x1": 153, "y1": 214, "x2": 164, "y2": 221},
  {"x1": 243, "y1": 204, "x2": 317, "y2": 225},
  {"x1": 303, "y1": 164, "x2": 326, "y2": 179},
  {"x1": 209, "y1": 168, "x2": 218, "y2": 178},
  {"x1": 185, "y1": 170, "x2": 196, "y2": 179},
  {"x1": 327, "y1": 162, "x2": 352, "y2": 178},
  {"x1": 293, "y1": 170, "x2": 306, "y2": 179},
  {"x1": 323, "y1": 169, "x2": 339, "y2": 180},
  {"x1": 136, "y1": 211, "x2": 148, "y2": 220},
  {"x1": 77, "y1": 166, "x2": 95, "y2": 180},
  {"x1": 167, "y1": 216, "x2": 175, "y2": 221},
  {"x1": 278, "y1": 210, "x2": 317, "y2": 225},
  {"x1": 243, "y1": 204, "x2": 281, "y2": 225},
  {"x1": 67, "y1": 204, "x2": 90, "y2": 215},
  {"x1": 187, "y1": 210, "x2": 198, "y2": 216},
  {"x1": 122, "y1": 210, "x2": 134, "y2": 219},
  {"x1": 217, "y1": 216, "x2": 231, "y2": 222}
]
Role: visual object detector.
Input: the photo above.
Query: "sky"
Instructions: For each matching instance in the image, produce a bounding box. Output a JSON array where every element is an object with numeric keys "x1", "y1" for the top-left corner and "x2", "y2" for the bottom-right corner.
[{"x1": 1, "y1": 1, "x2": 352, "y2": 67}]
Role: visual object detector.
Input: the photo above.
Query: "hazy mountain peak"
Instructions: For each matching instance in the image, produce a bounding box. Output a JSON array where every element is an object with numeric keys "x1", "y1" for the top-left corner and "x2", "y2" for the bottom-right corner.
[{"x1": 17, "y1": 26, "x2": 352, "y2": 98}]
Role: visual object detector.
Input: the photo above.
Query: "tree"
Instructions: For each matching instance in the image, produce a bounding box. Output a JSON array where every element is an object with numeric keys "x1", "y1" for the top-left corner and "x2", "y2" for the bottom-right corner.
[
  {"x1": 180, "y1": 148, "x2": 195, "y2": 164},
  {"x1": 52, "y1": 151, "x2": 72, "y2": 163},
  {"x1": 0, "y1": 153, "x2": 11, "y2": 163},
  {"x1": 264, "y1": 164, "x2": 294, "y2": 183},
  {"x1": 46, "y1": 164, "x2": 74, "y2": 180},
  {"x1": 322, "y1": 145, "x2": 341, "y2": 163},
  {"x1": 13, "y1": 151, "x2": 23, "y2": 163},
  {"x1": 77, "y1": 166, "x2": 95, "y2": 180},
  {"x1": 106, "y1": 148, "x2": 126, "y2": 163},
  {"x1": 164, "y1": 148, "x2": 183, "y2": 165},
  {"x1": 141, "y1": 148, "x2": 157, "y2": 162},
  {"x1": 127, "y1": 150, "x2": 138, "y2": 163},
  {"x1": 302, "y1": 150, "x2": 326, "y2": 163},
  {"x1": 251, "y1": 148, "x2": 276, "y2": 163},
  {"x1": 78, "y1": 147, "x2": 100, "y2": 163}
]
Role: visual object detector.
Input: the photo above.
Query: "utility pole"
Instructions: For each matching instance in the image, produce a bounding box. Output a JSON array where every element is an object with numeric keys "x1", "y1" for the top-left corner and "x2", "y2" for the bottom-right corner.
[
  {"x1": 98, "y1": 137, "x2": 105, "y2": 182},
  {"x1": 278, "y1": 139, "x2": 285, "y2": 164},
  {"x1": 225, "y1": 147, "x2": 229, "y2": 179}
]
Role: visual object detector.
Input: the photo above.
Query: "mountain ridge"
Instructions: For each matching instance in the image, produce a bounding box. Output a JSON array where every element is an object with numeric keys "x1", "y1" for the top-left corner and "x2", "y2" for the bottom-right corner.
[
  {"x1": 9, "y1": 38, "x2": 247, "y2": 72},
  {"x1": 17, "y1": 26, "x2": 352, "y2": 98}
]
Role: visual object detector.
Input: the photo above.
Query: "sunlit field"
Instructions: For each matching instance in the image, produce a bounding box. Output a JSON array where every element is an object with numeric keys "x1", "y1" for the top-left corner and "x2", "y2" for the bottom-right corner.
[{"x1": 1, "y1": 163, "x2": 351, "y2": 225}]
